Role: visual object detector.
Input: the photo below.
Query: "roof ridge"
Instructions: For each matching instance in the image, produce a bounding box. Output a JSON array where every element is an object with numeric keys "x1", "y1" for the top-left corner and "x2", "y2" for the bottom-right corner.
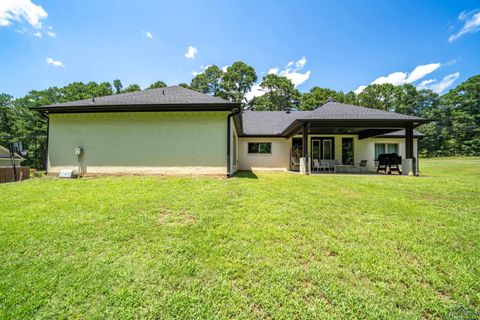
[
  {"x1": 34, "y1": 84, "x2": 237, "y2": 109},
  {"x1": 306, "y1": 101, "x2": 426, "y2": 120}
]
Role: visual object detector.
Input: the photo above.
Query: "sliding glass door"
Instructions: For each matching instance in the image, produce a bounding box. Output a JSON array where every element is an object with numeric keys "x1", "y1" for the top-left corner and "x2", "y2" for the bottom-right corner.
[
  {"x1": 342, "y1": 138, "x2": 354, "y2": 165},
  {"x1": 311, "y1": 138, "x2": 335, "y2": 163}
]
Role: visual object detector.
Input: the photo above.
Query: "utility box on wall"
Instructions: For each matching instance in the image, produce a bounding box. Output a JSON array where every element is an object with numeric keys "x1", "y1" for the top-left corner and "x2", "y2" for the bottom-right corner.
[{"x1": 74, "y1": 147, "x2": 83, "y2": 155}]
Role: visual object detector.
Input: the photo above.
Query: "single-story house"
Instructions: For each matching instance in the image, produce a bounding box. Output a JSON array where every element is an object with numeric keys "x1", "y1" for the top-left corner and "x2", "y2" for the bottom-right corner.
[
  {"x1": 0, "y1": 145, "x2": 24, "y2": 167},
  {"x1": 32, "y1": 86, "x2": 428, "y2": 176}
]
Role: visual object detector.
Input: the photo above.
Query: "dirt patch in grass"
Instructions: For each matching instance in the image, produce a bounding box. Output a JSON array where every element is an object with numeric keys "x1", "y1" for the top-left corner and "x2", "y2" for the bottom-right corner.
[
  {"x1": 157, "y1": 207, "x2": 195, "y2": 225},
  {"x1": 251, "y1": 302, "x2": 270, "y2": 319}
]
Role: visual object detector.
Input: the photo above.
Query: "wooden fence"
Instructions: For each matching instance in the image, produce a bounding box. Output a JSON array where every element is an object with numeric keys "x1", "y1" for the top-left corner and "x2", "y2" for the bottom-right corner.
[{"x1": 0, "y1": 167, "x2": 30, "y2": 183}]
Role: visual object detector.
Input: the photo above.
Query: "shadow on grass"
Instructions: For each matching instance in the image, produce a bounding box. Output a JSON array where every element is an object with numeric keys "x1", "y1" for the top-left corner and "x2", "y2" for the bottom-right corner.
[{"x1": 233, "y1": 171, "x2": 258, "y2": 179}]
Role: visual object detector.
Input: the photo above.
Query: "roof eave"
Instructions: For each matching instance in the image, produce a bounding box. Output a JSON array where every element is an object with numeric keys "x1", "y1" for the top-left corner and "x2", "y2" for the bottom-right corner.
[
  {"x1": 280, "y1": 118, "x2": 430, "y2": 137},
  {"x1": 31, "y1": 102, "x2": 240, "y2": 114}
]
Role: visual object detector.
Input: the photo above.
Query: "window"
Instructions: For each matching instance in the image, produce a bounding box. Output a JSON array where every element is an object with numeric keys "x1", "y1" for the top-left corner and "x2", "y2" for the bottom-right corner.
[
  {"x1": 374, "y1": 143, "x2": 399, "y2": 159},
  {"x1": 311, "y1": 138, "x2": 335, "y2": 161},
  {"x1": 248, "y1": 142, "x2": 271, "y2": 154}
]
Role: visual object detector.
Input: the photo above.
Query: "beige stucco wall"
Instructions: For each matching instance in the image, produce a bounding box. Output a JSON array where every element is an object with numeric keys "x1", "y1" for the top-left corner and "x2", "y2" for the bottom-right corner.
[
  {"x1": 48, "y1": 111, "x2": 229, "y2": 175},
  {"x1": 304, "y1": 135, "x2": 418, "y2": 171},
  {"x1": 237, "y1": 135, "x2": 418, "y2": 172},
  {"x1": 238, "y1": 137, "x2": 291, "y2": 171}
]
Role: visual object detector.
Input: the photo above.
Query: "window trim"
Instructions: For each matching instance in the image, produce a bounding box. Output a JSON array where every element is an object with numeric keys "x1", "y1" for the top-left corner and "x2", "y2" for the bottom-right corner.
[{"x1": 247, "y1": 142, "x2": 272, "y2": 155}]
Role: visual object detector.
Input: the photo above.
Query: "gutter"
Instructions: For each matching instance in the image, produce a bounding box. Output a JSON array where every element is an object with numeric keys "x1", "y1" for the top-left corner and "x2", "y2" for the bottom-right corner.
[{"x1": 227, "y1": 106, "x2": 242, "y2": 178}]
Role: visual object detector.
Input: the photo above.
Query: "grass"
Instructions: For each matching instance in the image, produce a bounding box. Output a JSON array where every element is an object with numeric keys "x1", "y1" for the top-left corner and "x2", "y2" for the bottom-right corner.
[{"x1": 0, "y1": 158, "x2": 479, "y2": 319}]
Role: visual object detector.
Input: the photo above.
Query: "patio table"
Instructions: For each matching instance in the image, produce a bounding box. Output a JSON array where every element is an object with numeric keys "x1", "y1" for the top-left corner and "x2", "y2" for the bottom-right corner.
[{"x1": 333, "y1": 165, "x2": 352, "y2": 173}]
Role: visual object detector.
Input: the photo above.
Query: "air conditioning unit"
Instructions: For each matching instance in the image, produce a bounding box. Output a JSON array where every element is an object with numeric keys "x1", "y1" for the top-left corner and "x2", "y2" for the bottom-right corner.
[{"x1": 59, "y1": 169, "x2": 79, "y2": 178}]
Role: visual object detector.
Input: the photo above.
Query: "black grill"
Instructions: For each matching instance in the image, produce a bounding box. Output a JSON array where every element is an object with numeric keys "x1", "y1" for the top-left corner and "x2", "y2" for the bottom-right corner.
[{"x1": 377, "y1": 153, "x2": 402, "y2": 174}]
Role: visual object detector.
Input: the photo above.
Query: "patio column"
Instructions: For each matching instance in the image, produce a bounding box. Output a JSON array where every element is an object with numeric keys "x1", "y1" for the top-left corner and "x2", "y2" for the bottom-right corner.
[
  {"x1": 403, "y1": 126, "x2": 414, "y2": 175},
  {"x1": 301, "y1": 122, "x2": 310, "y2": 174}
]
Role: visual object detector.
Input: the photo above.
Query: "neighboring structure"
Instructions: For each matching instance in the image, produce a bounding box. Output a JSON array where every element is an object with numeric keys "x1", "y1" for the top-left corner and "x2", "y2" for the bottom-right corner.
[
  {"x1": 32, "y1": 86, "x2": 428, "y2": 176},
  {"x1": 0, "y1": 145, "x2": 24, "y2": 167},
  {"x1": 0, "y1": 144, "x2": 28, "y2": 183}
]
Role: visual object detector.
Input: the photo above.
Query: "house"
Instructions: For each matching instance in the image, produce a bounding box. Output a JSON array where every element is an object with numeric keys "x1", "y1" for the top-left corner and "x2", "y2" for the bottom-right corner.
[
  {"x1": 32, "y1": 86, "x2": 428, "y2": 176},
  {"x1": 0, "y1": 145, "x2": 24, "y2": 167}
]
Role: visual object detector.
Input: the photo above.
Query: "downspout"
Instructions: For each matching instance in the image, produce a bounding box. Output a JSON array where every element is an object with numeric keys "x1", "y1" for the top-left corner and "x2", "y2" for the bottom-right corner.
[
  {"x1": 227, "y1": 106, "x2": 241, "y2": 177},
  {"x1": 41, "y1": 112, "x2": 50, "y2": 175}
]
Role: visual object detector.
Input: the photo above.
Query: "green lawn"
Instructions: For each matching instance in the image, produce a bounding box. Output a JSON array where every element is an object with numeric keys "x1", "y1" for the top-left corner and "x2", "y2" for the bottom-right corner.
[{"x1": 1, "y1": 159, "x2": 479, "y2": 319}]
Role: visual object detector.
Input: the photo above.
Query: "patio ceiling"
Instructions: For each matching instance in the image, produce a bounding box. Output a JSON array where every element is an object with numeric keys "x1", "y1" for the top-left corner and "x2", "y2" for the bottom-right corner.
[{"x1": 282, "y1": 119, "x2": 429, "y2": 139}]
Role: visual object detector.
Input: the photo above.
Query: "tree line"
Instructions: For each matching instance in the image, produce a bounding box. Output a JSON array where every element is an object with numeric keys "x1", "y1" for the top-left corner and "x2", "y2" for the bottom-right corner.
[{"x1": 1, "y1": 61, "x2": 479, "y2": 169}]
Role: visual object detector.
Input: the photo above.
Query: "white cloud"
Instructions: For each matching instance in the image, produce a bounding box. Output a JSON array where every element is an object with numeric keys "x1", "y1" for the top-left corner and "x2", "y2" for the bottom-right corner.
[
  {"x1": 354, "y1": 85, "x2": 367, "y2": 94},
  {"x1": 185, "y1": 46, "x2": 197, "y2": 59},
  {"x1": 46, "y1": 57, "x2": 64, "y2": 67},
  {"x1": 273, "y1": 56, "x2": 311, "y2": 87},
  {"x1": 417, "y1": 79, "x2": 436, "y2": 89},
  {"x1": 245, "y1": 84, "x2": 265, "y2": 101},
  {"x1": 354, "y1": 62, "x2": 442, "y2": 93},
  {"x1": 449, "y1": 10, "x2": 480, "y2": 42},
  {"x1": 245, "y1": 56, "x2": 311, "y2": 101},
  {"x1": 267, "y1": 67, "x2": 279, "y2": 75},
  {"x1": 0, "y1": 1, "x2": 58, "y2": 39},
  {"x1": 417, "y1": 72, "x2": 460, "y2": 93},
  {"x1": 296, "y1": 56, "x2": 307, "y2": 69},
  {"x1": 0, "y1": 0, "x2": 47, "y2": 29},
  {"x1": 221, "y1": 65, "x2": 228, "y2": 73},
  {"x1": 406, "y1": 63, "x2": 441, "y2": 83},
  {"x1": 146, "y1": 31, "x2": 152, "y2": 38},
  {"x1": 191, "y1": 64, "x2": 211, "y2": 77}
]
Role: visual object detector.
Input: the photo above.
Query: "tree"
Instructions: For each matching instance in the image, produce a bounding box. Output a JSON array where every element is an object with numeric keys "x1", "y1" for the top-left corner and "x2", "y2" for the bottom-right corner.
[
  {"x1": 0, "y1": 93, "x2": 14, "y2": 139},
  {"x1": 61, "y1": 82, "x2": 112, "y2": 101},
  {"x1": 148, "y1": 81, "x2": 167, "y2": 89},
  {"x1": 190, "y1": 65, "x2": 223, "y2": 96},
  {"x1": 438, "y1": 75, "x2": 480, "y2": 155},
  {"x1": 356, "y1": 83, "x2": 400, "y2": 111},
  {"x1": 220, "y1": 61, "x2": 257, "y2": 105},
  {"x1": 250, "y1": 74, "x2": 300, "y2": 111},
  {"x1": 113, "y1": 79, "x2": 123, "y2": 94},
  {"x1": 178, "y1": 83, "x2": 190, "y2": 89},
  {"x1": 299, "y1": 87, "x2": 348, "y2": 110},
  {"x1": 123, "y1": 84, "x2": 141, "y2": 93}
]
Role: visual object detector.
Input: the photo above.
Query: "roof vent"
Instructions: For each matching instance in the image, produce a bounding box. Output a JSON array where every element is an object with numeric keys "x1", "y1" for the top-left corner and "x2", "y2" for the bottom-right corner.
[
  {"x1": 92, "y1": 95, "x2": 96, "y2": 103},
  {"x1": 284, "y1": 107, "x2": 292, "y2": 114},
  {"x1": 162, "y1": 89, "x2": 165, "y2": 96}
]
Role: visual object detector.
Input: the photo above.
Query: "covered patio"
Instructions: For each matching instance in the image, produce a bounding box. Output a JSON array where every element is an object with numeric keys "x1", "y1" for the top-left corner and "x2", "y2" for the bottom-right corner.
[{"x1": 282, "y1": 102, "x2": 429, "y2": 175}]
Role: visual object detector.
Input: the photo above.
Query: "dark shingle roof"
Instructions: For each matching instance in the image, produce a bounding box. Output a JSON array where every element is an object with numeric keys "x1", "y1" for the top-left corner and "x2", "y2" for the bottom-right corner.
[
  {"x1": 242, "y1": 101, "x2": 428, "y2": 136},
  {"x1": 242, "y1": 111, "x2": 311, "y2": 135},
  {"x1": 302, "y1": 101, "x2": 426, "y2": 121},
  {"x1": 32, "y1": 86, "x2": 237, "y2": 112}
]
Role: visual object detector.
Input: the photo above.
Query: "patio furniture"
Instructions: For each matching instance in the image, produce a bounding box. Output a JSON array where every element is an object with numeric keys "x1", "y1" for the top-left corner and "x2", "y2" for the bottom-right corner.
[
  {"x1": 333, "y1": 164, "x2": 351, "y2": 173},
  {"x1": 312, "y1": 159, "x2": 320, "y2": 172},
  {"x1": 377, "y1": 153, "x2": 402, "y2": 174},
  {"x1": 326, "y1": 159, "x2": 340, "y2": 172},
  {"x1": 352, "y1": 160, "x2": 368, "y2": 173},
  {"x1": 291, "y1": 156, "x2": 300, "y2": 171},
  {"x1": 318, "y1": 160, "x2": 330, "y2": 172}
]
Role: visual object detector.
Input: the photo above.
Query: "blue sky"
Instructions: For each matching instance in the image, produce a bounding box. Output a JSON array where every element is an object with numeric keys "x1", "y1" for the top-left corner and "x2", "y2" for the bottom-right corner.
[{"x1": 1, "y1": 0, "x2": 479, "y2": 98}]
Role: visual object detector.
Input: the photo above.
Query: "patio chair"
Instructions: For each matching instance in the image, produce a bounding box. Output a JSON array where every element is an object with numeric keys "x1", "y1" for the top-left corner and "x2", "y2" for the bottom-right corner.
[
  {"x1": 327, "y1": 159, "x2": 340, "y2": 172},
  {"x1": 352, "y1": 160, "x2": 368, "y2": 173},
  {"x1": 312, "y1": 159, "x2": 321, "y2": 172},
  {"x1": 319, "y1": 160, "x2": 331, "y2": 172}
]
